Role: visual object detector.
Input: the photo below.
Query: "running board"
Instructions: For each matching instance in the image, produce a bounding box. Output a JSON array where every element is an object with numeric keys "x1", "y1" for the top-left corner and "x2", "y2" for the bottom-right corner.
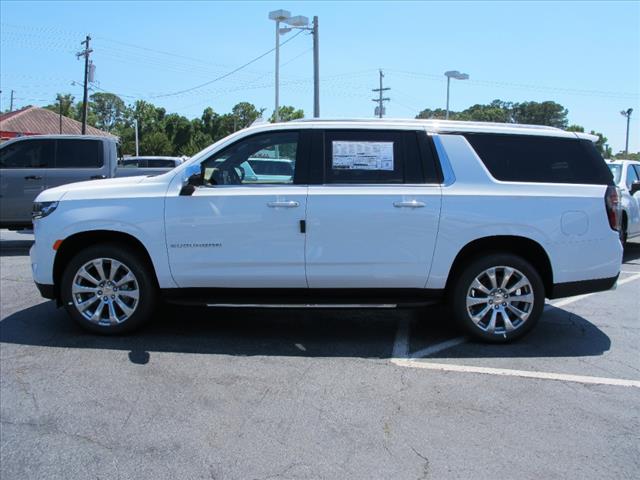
[{"x1": 205, "y1": 303, "x2": 398, "y2": 309}]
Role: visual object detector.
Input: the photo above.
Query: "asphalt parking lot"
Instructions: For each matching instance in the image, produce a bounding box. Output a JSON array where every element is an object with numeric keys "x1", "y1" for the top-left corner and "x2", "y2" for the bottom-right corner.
[{"x1": 1, "y1": 230, "x2": 639, "y2": 480}]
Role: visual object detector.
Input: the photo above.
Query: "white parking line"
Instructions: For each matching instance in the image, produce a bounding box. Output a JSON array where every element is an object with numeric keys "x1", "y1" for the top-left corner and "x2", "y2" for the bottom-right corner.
[
  {"x1": 391, "y1": 272, "x2": 640, "y2": 387},
  {"x1": 391, "y1": 358, "x2": 640, "y2": 388}
]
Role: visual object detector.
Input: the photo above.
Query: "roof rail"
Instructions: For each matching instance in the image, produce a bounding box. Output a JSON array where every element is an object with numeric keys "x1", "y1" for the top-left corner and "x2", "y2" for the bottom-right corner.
[{"x1": 290, "y1": 117, "x2": 563, "y2": 132}]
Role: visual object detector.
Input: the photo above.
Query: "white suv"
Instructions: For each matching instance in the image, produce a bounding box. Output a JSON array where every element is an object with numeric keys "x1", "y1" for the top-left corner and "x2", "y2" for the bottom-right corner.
[
  {"x1": 30, "y1": 120, "x2": 622, "y2": 342},
  {"x1": 607, "y1": 159, "x2": 640, "y2": 245}
]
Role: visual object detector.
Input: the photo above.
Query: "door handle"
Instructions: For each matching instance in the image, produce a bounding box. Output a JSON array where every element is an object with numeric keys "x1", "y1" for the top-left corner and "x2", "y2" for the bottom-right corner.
[
  {"x1": 90, "y1": 175, "x2": 106, "y2": 180},
  {"x1": 393, "y1": 200, "x2": 426, "y2": 208},
  {"x1": 267, "y1": 201, "x2": 299, "y2": 208},
  {"x1": 24, "y1": 175, "x2": 43, "y2": 180}
]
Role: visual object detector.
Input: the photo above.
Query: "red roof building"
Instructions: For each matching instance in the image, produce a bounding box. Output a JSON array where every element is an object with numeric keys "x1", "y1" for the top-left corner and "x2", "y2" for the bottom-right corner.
[{"x1": 0, "y1": 106, "x2": 114, "y2": 140}]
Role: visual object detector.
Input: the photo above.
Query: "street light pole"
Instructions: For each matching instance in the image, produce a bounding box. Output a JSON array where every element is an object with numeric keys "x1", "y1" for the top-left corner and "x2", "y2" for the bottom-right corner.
[
  {"x1": 312, "y1": 16, "x2": 319, "y2": 118},
  {"x1": 269, "y1": 10, "x2": 291, "y2": 123},
  {"x1": 444, "y1": 70, "x2": 469, "y2": 120},
  {"x1": 275, "y1": 18, "x2": 281, "y2": 122},
  {"x1": 621, "y1": 108, "x2": 633, "y2": 155},
  {"x1": 445, "y1": 76, "x2": 451, "y2": 120},
  {"x1": 270, "y1": 10, "x2": 318, "y2": 120}
]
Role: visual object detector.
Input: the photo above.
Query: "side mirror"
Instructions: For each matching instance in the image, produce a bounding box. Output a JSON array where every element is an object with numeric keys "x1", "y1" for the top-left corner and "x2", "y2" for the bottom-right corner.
[
  {"x1": 179, "y1": 164, "x2": 203, "y2": 196},
  {"x1": 630, "y1": 181, "x2": 640, "y2": 196}
]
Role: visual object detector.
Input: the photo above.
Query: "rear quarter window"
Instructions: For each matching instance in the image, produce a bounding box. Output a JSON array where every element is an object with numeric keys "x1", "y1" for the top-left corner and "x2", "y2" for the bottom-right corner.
[
  {"x1": 55, "y1": 139, "x2": 103, "y2": 168},
  {"x1": 463, "y1": 133, "x2": 613, "y2": 185}
]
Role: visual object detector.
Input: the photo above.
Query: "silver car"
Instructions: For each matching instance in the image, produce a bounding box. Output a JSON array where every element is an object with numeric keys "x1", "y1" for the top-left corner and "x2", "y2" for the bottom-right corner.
[{"x1": 608, "y1": 159, "x2": 640, "y2": 245}]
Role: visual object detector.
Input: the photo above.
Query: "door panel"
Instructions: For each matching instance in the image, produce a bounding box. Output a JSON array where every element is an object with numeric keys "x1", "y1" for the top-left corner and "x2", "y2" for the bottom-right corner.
[
  {"x1": 45, "y1": 139, "x2": 109, "y2": 189},
  {"x1": 164, "y1": 129, "x2": 309, "y2": 288},
  {"x1": 306, "y1": 185, "x2": 441, "y2": 288},
  {"x1": 165, "y1": 186, "x2": 308, "y2": 287},
  {"x1": 0, "y1": 139, "x2": 53, "y2": 225}
]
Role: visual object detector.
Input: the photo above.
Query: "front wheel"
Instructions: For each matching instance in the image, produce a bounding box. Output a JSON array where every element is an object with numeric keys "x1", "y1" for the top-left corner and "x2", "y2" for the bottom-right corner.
[
  {"x1": 450, "y1": 254, "x2": 544, "y2": 343},
  {"x1": 61, "y1": 243, "x2": 157, "y2": 334}
]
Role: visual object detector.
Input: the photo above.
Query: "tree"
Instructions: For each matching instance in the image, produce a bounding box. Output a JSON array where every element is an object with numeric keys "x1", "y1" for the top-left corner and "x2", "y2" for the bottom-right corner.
[
  {"x1": 458, "y1": 100, "x2": 514, "y2": 123},
  {"x1": 140, "y1": 131, "x2": 172, "y2": 156},
  {"x1": 416, "y1": 108, "x2": 453, "y2": 120},
  {"x1": 89, "y1": 92, "x2": 127, "y2": 132},
  {"x1": 270, "y1": 105, "x2": 304, "y2": 122},
  {"x1": 511, "y1": 101, "x2": 568, "y2": 128},
  {"x1": 44, "y1": 93, "x2": 77, "y2": 119},
  {"x1": 164, "y1": 113, "x2": 193, "y2": 155},
  {"x1": 416, "y1": 99, "x2": 569, "y2": 128},
  {"x1": 232, "y1": 102, "x2": 265, "y2": 129}
]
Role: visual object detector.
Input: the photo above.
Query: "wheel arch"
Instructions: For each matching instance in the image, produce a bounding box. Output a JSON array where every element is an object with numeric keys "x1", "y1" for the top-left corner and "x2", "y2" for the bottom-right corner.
[
  {"x1": 445, "y1": 235, "x2": 553, "y2": 296},
  {"x1": 53, "y1": 230, "x2": 159, "y2": 302}
]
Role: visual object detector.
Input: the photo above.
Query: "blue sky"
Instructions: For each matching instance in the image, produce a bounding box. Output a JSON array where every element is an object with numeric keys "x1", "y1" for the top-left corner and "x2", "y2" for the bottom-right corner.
[{"x1": 1, "y1": 0, "x2": 638, "y2": 152}]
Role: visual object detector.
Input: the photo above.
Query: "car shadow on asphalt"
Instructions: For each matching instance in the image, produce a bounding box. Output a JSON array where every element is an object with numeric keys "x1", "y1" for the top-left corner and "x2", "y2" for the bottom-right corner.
[
  {"x1": 623, "y1": 240, "x2": 640, "y2": 264},
  {"x1": 0, "y1": 240, "x2": 32, "y2": 257},
  {"x1": 0, "y1": 300, "x2": 611, "y2": 363}
]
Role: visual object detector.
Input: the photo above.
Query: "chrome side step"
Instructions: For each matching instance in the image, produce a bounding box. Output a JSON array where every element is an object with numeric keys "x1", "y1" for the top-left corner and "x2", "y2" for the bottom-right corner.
[{"x1": 205, "y1": 303, "x2": 398, "y2": 309}]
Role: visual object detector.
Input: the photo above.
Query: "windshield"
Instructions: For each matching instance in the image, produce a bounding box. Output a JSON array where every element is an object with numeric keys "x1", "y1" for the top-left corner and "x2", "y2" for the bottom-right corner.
[{"x1": 608, "y1": 164, "x2": 622, "y2": 183}]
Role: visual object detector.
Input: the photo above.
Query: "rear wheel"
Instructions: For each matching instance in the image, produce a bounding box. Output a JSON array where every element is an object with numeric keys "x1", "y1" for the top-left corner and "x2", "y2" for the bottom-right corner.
[
  {"x1": 61, "y1": 243, "x2": 157, "y2": 334},
  {"x1": 450, "y1": 254, "x2": 544, "y2": 343},
  {"x1": 620, "y1": 214, "x2": 628, "y2": 248}
]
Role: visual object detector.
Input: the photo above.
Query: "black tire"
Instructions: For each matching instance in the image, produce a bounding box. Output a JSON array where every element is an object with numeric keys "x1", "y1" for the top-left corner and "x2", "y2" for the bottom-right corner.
[
  {"x1": 61, "y1": 242, "x2": 158, "y2": 334},
  {"x1": 449, "y1": 253, "x2": 545, "y2": 343},
  {"x1": 620, "y1": 214, "x2": 628, "y2": 248}
]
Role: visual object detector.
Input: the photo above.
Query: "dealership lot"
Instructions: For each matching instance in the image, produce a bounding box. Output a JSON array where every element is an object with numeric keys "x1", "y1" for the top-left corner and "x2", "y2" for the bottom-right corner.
[{"x1": 1, "y1": 230, "x2": 638, "y2": 480}]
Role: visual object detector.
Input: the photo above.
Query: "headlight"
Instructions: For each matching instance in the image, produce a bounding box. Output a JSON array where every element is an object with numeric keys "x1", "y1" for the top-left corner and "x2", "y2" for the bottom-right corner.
[{"x1": 32, "y1": 201, "x2": 59, "y2": 220}]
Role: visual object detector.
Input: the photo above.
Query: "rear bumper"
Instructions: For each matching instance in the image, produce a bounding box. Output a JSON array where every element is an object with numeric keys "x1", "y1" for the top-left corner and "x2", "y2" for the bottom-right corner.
[
  {"x1": 35, "y1": 282, "x2": 56, "y2": 300},
  {"x1": 549, "y1": 274, "x2": 619, "y2": 299}
]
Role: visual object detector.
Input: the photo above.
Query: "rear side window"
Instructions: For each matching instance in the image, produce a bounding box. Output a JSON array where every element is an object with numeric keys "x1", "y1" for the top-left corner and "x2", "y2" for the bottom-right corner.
[
  {"x1": 55, "y1": 139, "x2": 103, "y2": 168},
  {"x1": 463, "y1": 133, "x2": 613, "y2": 185},
  {"x1": 323, "y1": 130, "x2": 434, "y2": 184},
  {"x1": 0, "y1": 139, "x2": 54, "y2": 168}
]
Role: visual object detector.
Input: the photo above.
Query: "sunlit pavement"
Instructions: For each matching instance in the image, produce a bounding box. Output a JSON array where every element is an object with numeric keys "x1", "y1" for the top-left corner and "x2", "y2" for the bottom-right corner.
[{"x1": 1, "y1": 232, "x2": 638, "y2": 479}]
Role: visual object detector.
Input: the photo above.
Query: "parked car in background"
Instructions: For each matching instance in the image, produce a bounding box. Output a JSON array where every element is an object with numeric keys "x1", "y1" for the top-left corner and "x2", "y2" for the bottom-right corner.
[
  {"x1": 247, "y1": 158, "x2": 294, "y2": 183},
  {"x1": 0, "y1": 135, "x2": 119, "y2": 229},
  {"x1": 0, "y1": 136, "x2": 184, "y2": 229},
  {"x1": 117, "y1": 156, "x2": 185, "y2": 178},
  {"x1": 119, "y1": 156, "x2": 185, "y2": 169},
  {"x1": 30, "y1": 119, "x2": 622, "y2": 343},
  {"x1": 607, "y1": 159, "x2": 640, "y2": 245}
]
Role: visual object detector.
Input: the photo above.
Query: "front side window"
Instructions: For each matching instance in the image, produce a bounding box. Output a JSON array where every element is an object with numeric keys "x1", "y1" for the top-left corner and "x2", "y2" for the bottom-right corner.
[
  {"x1": 0, "y1": 139, "x2": 54, "y2": 169},
  {"x1": 201, "y1": 131, "x2": 299, "y2": 185},
  {"x1": 55, "y1": 139, "x2": 103, "y2": 168}
]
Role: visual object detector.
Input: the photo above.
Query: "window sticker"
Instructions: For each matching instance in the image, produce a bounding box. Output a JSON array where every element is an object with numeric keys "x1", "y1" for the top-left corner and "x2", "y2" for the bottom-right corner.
[{"x1": 332, "y1": 141, "x2": 394, "y2": 171}]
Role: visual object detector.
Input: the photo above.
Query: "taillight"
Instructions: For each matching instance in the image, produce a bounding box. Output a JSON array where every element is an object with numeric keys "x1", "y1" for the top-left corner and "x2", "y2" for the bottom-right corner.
[{"x1": 605, "y1": 186, "x2": 620, "y2": 231}]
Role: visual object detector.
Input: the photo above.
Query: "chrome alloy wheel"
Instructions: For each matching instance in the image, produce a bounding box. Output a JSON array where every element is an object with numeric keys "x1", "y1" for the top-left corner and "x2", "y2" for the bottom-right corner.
[
  {"x1": 71, "y1": 258, "x2": 140, "y2": 326},
  {"x1": 465, "y1": 266, "x2": 534, "y2": 335}
]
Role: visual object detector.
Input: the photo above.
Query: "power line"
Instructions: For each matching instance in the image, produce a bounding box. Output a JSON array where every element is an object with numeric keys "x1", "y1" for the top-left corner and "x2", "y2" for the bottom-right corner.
[{"x1": 149, "y1": 30, "x2": 304, "y2": 99}]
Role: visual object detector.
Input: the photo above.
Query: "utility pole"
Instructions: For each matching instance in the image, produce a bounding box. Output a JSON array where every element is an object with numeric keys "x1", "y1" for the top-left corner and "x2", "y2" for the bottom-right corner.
[
  {"x1": 133, "y1": 119, "x2": 139, "y2": 156},
  {"x1": 76, "y1": 35, "x2": 92, "y2": 135},
  {"x1": 312, "y1": 16, "x2": 320, "y2": 118},
  {"x1": 9, "y1": 90, "x2": 15, "y2": 112},
  {"x1": 372, "y1": 69, "x2": 390, "y2": 118},
  {"x1": 59, "y1": 97, "x2": 63, "y2": 134},
  {"x1": 621, "y1": 108, "x2": 633, "y2": 155}
]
